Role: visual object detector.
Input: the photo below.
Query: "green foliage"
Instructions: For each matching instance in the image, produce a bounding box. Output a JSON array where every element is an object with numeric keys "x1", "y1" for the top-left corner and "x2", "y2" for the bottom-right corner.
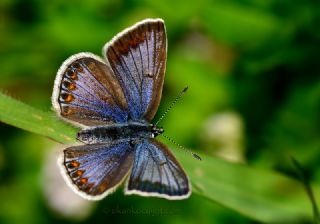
[
  {"x1": 1, "y1": 0, "x2": 320, "y2": 223},
  {"x1": 0, "y1": 92, "x2": 77, "y2": 144},
  {"x1": 0, "y1": 91, "x2": 317, "y2": 223}
]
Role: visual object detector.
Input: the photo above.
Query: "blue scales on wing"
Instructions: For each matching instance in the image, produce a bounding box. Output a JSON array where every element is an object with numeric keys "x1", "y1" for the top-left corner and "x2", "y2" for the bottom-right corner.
[
  {"x1": 126, "y1": 139, "x2": 190, "y2": 198},
  {"x1": 63, "y1": 140, "x2": 134, "y2": 197},
  {"x1": 53, "y1": 55, "x2": 129, "y2": 126},
  {"x1": 105, "y1": 19, "x2": 167, "y2": 121},
  {"x1": 53, "y1": 19, "x2": 190, "y2": 200},
  {"x1": 53, "y1": 19, "x2": 167, "y2": 126}
]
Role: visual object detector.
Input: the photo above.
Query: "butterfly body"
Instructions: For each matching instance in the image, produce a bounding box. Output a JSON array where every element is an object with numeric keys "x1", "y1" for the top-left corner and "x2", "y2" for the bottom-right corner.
[
  {"x1": 52, "y1": 18, "x2": 191, "y2": 200},
  {"x1": 76, "y1": 121, "x2": 163, "y2": 144}
]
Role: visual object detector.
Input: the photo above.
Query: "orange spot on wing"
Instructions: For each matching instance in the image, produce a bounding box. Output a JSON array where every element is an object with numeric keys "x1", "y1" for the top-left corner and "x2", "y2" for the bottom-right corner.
[
  {"x1": 73, "y1": 63, "x2": 83, "y2": 72},
  {"x1": 67, "y1": 161, "x2": 80, "y2": 168},
  {"x1": 68, "y1": 82, "x2": 76, "y2": 90},
  {"x1": 61, "y1": 93, "x2": 74, "y2": 102},
  {"x1": 71, "y1": 169, "x2": 84, "y2": 178},
  {"x1": 67, "y1": 70, "x2": 78, "y2": 80},
  {"x1": 78, "y1": 178, "x2": 88, "y2": 186},
  {"x1": 98, "y1": 184, "x2": 107, "y2": 192},
  {"x1": 63, "y1": 81, "x2": 76, "y2": 90}
]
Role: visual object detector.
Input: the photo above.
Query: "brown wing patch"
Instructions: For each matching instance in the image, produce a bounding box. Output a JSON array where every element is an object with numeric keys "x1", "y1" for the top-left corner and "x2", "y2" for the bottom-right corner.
[{"x1": 105, "y1": 19, "x2": 167, "y2": 121}]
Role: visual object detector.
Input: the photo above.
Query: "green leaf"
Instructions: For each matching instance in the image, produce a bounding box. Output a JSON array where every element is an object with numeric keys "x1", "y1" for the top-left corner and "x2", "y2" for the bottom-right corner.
[
  {"x1": 182, "y1": 152, "x2": 313, "y2": 223},
  {"x1": 0, "y1": 92, "x2": 316, "y2": 223},
  {"x1": 0, "y1": 92, "x2": 78, "y2": 144}
]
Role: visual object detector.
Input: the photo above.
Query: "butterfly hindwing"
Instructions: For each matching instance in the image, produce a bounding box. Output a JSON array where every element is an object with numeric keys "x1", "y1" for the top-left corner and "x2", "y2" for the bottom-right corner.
[
  {"x1": 125, "y1": 139, "x2": 190, "y2": 199},
  {"x1": 104, "y1": 19, "x2": 167, "y2": 121},
  {"x1": 54, "y1": 19, "x2": 192, "y2": 201},
  {"x1": 52, "y1": 53, "x2": 129, "y2": 126},
  {"x1": 59, "y1": 140, "x2": 134, "y2": 200}
]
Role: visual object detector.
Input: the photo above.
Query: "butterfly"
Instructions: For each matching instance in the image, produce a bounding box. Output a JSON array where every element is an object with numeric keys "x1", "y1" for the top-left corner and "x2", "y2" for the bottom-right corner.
[{"x1": 52, "y1": 18, "x2": 191, "y2": 200}]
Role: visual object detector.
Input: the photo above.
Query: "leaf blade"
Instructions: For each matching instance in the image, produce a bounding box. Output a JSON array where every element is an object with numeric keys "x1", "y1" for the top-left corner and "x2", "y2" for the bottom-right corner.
[
  {"x1": 0, "y1": 92, "x2": 77, "y2": 144},
  {"x1": 0, "y1": 92, "x2": 315, "y2": 223}
]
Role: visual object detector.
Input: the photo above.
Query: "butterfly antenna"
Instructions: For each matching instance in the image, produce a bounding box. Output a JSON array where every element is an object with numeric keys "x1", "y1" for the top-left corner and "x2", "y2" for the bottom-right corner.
[
  {"x1": 161, "y1": 133, "x2": 202, "y2": 161},
  {"x1": 155, "y1": 86, "x2": 189, "y2": 126}
]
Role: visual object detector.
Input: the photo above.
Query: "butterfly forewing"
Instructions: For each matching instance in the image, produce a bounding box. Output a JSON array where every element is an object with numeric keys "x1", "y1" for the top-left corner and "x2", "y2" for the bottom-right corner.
[
  {"x1": 53, "y1": 19, "x2": 191, "y2": 201},
  {"x1": 52, "y1": 54, "x2": 128, "y2": 126},
  {"x1": 61, "y1": 141, "x2": 134, "y2": 199},
  {"x1": 104, "y1": 19, "x2": 167, "y2": 121},
  {"x1": 126, "y1": 139, "x2": 190, "y2": 199}
]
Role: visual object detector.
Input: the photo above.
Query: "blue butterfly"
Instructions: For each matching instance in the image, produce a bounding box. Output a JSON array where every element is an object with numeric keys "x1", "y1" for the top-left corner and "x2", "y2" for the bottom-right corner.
[{"x1": 52, "y1": 18, "x2": 191, "y2": 200}]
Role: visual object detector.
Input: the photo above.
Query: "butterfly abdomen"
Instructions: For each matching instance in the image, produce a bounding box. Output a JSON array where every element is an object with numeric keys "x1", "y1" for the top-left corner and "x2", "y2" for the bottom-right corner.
[{"x1": 76, "y1": 121, "x2": 152, "y2": 144}]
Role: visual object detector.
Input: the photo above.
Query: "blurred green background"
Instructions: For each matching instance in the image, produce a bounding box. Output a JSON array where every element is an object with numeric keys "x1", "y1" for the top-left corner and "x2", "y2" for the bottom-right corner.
[{"x1": 1, "y1": 0, "x2": 320, "y2": 223}]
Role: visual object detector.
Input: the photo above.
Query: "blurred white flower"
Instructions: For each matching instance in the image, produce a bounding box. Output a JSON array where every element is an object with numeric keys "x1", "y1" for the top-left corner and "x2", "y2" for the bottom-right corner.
[
  {"x1": 200, "y1": 111, "x2": 245, "y2": 163},
  {"x1": 41, "y1": 146, "x2": 94, "y2": 220}
]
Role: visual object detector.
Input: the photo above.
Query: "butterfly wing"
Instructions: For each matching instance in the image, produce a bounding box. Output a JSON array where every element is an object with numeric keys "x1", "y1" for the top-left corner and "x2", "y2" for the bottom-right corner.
[
  {"x1": 103, "y1": 18, "x2": 167, "y2": 121},
  {"x1": 52, "y1": 53, "x2": 129, "y2": 126},
  {"x1": 125, "y1": 139, "x2": 190, "y2": 199},
  {"x1": 59, "y1": 140, "x2": 134, "y2": 200}
]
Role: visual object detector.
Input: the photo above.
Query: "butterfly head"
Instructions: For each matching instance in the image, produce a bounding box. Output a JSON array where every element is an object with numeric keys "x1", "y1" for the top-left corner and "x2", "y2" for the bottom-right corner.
[{"x1": 150, "y1": 124, "x2": 164, "y2": 138}]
